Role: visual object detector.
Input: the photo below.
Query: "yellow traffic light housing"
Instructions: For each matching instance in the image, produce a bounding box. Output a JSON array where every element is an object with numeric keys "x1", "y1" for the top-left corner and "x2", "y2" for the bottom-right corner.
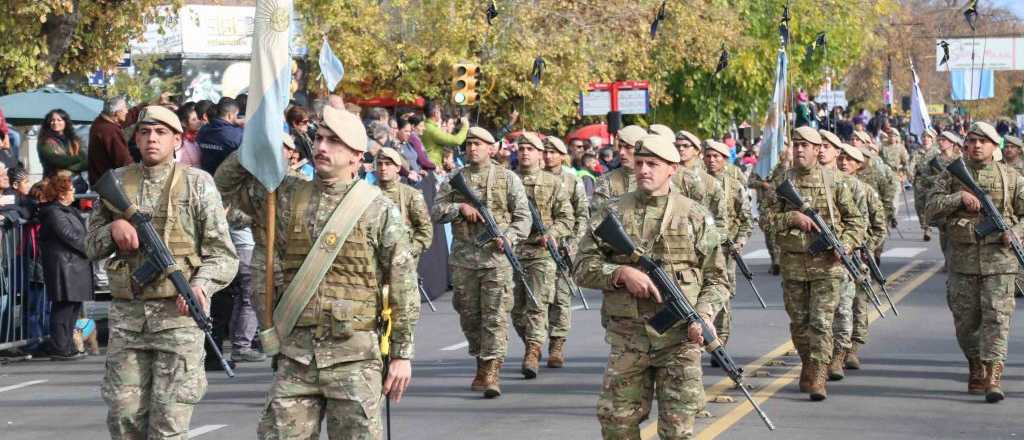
[{"x1": 451, "y1": 63, "x2": 479, "y2": 106}]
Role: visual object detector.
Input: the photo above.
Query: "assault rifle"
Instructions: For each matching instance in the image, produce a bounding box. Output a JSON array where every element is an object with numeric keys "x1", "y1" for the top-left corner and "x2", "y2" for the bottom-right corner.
[
  {"x1": 856, "y1": 248, "x2": 899, "y2": 316},
  {"x1": 946, "y1": 158, "x2": 1024, "y2": 270},
  {"x1": 722, "y1": 239, "x2": 767, "y2": 309},
  {"x1": 527, "y1": 200, "x2": 589, "y2": 310},
  {"x1": 593, "y1": 213, "x2": 775, "y2": 431},
  {"x1": 94, "y1": 171, "x2": 234, "y2": 377},
  {"x1": 775, "y1": 179, "x2": 887, "y2": 318},
  {"x1": 450, "y1": 173, "x2": 538, "y2": 306}
]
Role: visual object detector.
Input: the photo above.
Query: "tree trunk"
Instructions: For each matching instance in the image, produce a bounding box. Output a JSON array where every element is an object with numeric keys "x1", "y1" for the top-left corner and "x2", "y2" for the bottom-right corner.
[{"x1": 42, "y1": 0, "x2": 82, "y2": 82}]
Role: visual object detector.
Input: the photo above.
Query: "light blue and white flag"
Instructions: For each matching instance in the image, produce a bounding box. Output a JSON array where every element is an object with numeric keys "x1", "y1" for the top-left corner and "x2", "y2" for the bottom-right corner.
[
  {"x1": 755, "y1": 47, "x2": 788, "y2": 179},
  {"x1": 240, "y1": 0, "x2": 293, "y2": 191},
  {"x1": 909, "y1": 60, "x2": 931, "y2": 140},
  {"x1": 319, "y1": 37, "x2": 345, "y2": 92},
  {"x1": 950, "y1": 69, "x2": 994, "y2": 101}
]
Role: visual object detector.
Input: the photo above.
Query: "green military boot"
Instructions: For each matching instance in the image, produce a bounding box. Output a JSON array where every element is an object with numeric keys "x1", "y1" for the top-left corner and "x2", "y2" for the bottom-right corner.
[
  {"x1": 968, "y1": 357, "x2": 987, "y2": 395},
  {"x1": 522, "y1": 342, "x2": 542, "y2": 379},
  {"x1": 828, "y1": 350, "x2": 846, "y2": 381},
  {"x1": 985, "y1": 361, "x2": 1005, "y2": 403},
  {"x1": 845, "y1": 343, "x2": 862, "y2": 370},
  {"x1": 471, "y1": 358, "x2": 487, "y2": 392},
  {"x1": 547, "y1": 337, "x2": 566, "y2": 368}
]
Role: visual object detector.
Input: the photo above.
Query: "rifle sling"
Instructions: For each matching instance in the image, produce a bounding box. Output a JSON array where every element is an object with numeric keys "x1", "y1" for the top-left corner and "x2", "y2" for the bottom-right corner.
[{"x1": 273, "y1": 180, "x2": 380, "y2": 339}]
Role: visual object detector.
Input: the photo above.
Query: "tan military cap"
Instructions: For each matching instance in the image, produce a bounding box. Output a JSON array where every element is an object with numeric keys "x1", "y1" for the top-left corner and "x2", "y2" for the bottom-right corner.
[
  {"x1": 838, "y1": 143, "x2": 865, "y2": 163},
  {"x1": 969, "y1": 122, "x2": 1001, "y2": 145},
  {"x1": 283, "y1": 133, "x2": 296, "y2": 149},
  {"x1": 925, "y1": 128, "x2": 938, "y2": 139},
  {"x1": 1005, "y1": 135, "x2": 1024, "y2": 150},
  {"x1": 137, "y1": 105, "x2": 183, "y2": 134},
  {"x1": 543, "y1": 136, "x2": 568, "y2": 155},
  {"x1": 466, "y1": 126, "x2": 496, "y2": 144},
  {"x1": 704, "y1": 140, "x2": 730, "y2": 158},
  {"x1": 516, "y1": 132, "x2": 545, "y2": 151},
  {"x1": 649, "y1": 124, "x2": 674, "y2": 139},
  {"x1": 674, "y1": 130, "x2": 702, "y2": 147},
  {"x1": 321, "y1": 105, "x2": 368, "y2": 152},
  {"x1": 376, "y1": 147, "x2": 405, "y2": 168},
  {"x1": 617, "y1": 125, "x2": 647, "y2": 147},
  {"x1": 634, "y1": 134, "x2": 681, "y2": 163},
  {"x1": 853, "y1": 130, "x2": 872, "y2": 145},
  {"x1": 940, "y1": 131, "x2": 963, "y2": 146},
  {"x1": 792, "y1": 126, "x2": 823, "y2": 145},
  {"x1": 818, "y1": 129, "x2": 843, "y2": 148}
]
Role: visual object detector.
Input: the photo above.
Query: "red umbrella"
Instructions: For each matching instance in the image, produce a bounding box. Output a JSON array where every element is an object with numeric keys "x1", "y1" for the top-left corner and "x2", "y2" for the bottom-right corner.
[{"x1": 567, "y1": 123, "x2": 611, "y2": 146}]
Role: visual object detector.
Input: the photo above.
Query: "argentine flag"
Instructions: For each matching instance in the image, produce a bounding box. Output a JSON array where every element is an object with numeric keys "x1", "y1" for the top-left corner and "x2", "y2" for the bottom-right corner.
[
  {"x1": 240, "y1": 0, "x2": 293, "y2": 191},
  {"x1": 754, "y1": 47, "x2": 788, "y2": 179},
  {"x1": 319, "y1": 37, "x2": 345, "y2": 92}
]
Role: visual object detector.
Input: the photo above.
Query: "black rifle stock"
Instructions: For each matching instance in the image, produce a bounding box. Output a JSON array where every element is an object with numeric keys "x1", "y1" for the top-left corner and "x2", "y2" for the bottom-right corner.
[
  {"x1": 593, "y1": 213, "x2": 775, "y2": 431},
  {"x1": 775, "y1": 179, "x2": 887, "y2": 318},
  {"x1": 450, "y1": 173, "x2": 538, "y2": 307},
  {"x1": 723, "y1": 239, "x2": 767, "y2": 309},
  {"x1": 94, "y1": 171, "x2": 234, "y2": 377},
  {"x1": 946, "y1": 158, "x2": 1024, "y2": 270},
  {"x1": 928, "y1": 157, "x2": 944, "y2": 173},
  {"x1": 527, "y1": 200, "x2": 590, "y2": 310}
]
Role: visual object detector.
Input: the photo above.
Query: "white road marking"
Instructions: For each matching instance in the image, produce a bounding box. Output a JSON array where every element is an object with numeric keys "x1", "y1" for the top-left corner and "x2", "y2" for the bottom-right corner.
[
  {"x1": 0, "y1": 380, "x2": 47, "y2": 393},
  {"x1": 742, "y1": 249, "x2": 771, "y2": 260},
  {"x1": 881, "y1": 247, "x2": 927, "y2": 259},
  {"x1": 441, "y1": 341, "x2": 469, "y2": 351},
  {"x1": 189, "y1": 424, "x2": 228, "y2": 438}
]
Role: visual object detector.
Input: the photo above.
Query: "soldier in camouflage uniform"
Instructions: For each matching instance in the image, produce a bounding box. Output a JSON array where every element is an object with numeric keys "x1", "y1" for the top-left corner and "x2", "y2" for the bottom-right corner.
[
  {"x1": 216, "y1": 106, "x2": 419, "y2": 439},
  {"x1": 852, "y1": 130, "x2": 897, "y2": 257},
  {"x1": 375, "y1": 148, "x2": 433, "y2": 259},
  {"x1": 576, "y1": 135, "x2": 728, "y2": 439},
  {"x1": 926, "y1": 122, "x2": 1022, "y2": 403},
  {"x1": 591, "y1": 125, "x2": 648, "y2": 215},
  {"x1": 703, "y1": 140, "x2": 752, "y2": 352},
  {"x1": 1003, "y1": 135, "x2": 1024, "y2": 172},
  {"x1": 542, "y1": 136, "x2": 590, "y2": 368},
  {"x1": 671, "y1": 130, "x2": 721, "y2": 216},
  {"x1": 87, "y1": 106, "x2": 239, "y2": 439},
  {"x1": 879, "y1": 129, "x2": 911, "y2": 220},
  {"x1": 765, "y1": 126, "x2": 865, "y2": 401},
  {"x1": 914, "y1": 131, "x2": 962, "y2": 272},
  {"x1": 911, "y1": 129, "x2": 939, "y2": 240},
  {"x1": 511, "y1": 133, "x2": 574, "y2": 379},
  {"x1": 751, "y1": 145, "x2": 793, "y2": 275},
  {"x1": 431, "y1": 127, "x2": 532, "y2": 398}
]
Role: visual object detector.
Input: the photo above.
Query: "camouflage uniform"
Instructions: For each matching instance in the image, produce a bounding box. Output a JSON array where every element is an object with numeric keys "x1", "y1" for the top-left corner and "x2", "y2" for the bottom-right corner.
[
  {"x1": 672, "y1": 162, "x2": 722, "y2": 217},
  {"x1": 513, "y1": 167, "x2": 573, "y2": 371},
  {"x1": 926, "y1": 158, "x2": 1023, "y2": 396},
  {"x1": 547, "y1": 166, "x2": 590, "y2": 343},
  {"x1": 879, "y1": 141, "x2": 910, "y2": 218},
  {"x1": 709, "y1": 164, "x2": 753, "y2": 346},
  {"x1": 431, "y1": 161, "x2": 531, "y2": 362},
  {"x1": 576, "y1": 190, "x2": 728, "y2": 440},
  {"x1": 859, "y1": 150, "x2": 898, "y2": 231},
  {"x1": 766, "y1": 164, "x2": 865, "y2": 393},
  {"x1": 832, "y1": 174, "x2": 885, "y2": 354},
  {"x1": 911, "y1": 146, "x2": 939, "y2": 229},
  {"x1": 591, "y1": 167, "x2": 634, "y2": 216},
  {"x1": 87, "y1": 162, "x2": 238, "y2": 439},
  {"x1": 215, "y1": 153, "x2": 420, "y2": 440},
  {"x1": 378, "y1": 180, "x2": 433, "y2": 258},
  {"x1": 918, "y1": 151, "x2": 961, "y2": 262},
  {"x1": 748, "y1": 172, "x2": 778, "y2": 266}
]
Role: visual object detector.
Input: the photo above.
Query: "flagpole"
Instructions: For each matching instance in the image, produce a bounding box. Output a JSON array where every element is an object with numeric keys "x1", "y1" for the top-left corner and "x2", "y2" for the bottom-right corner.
[{"x1": 264, "y1": 191, "x2": 276, "y2": 331}]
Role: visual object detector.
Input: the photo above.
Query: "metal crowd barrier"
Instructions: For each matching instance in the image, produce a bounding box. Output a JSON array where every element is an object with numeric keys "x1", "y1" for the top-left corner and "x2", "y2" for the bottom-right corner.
[{"x1": 0, "y1": 220, "x2": 49, "y2": 353}]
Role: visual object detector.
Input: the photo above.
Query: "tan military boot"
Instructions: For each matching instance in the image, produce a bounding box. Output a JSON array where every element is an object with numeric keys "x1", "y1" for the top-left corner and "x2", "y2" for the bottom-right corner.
[
  {"x1": 985, "y1": 361, "x2": 1005, "y2": 403},
  {"x1": 547, "y1": 337, "x2": 566, "y2": 368},
  {"x1": 808, "y1": 362, "x2": 828, "y2": 401},
  {"x1": 845, "y1": 343, "x2": 862, "y2": 370},
  {"x1": 799, "y1": 356, "x2": 813, "y2": 393},
  {"x1": 471, "y1": 358, "x2": 487, "y2": 392},
  {"x1": 522, "y1": 342, "x2": 542, "y2": 379},
  {"x1": 482, "y1": 359, "x2": 503, "y2": 398},
  {"x1": 968, "y1": 357, "x2": 987, "y2": 395},
  {"x1": 828, "y1": 350, "x2": 846, "y2": 381}
]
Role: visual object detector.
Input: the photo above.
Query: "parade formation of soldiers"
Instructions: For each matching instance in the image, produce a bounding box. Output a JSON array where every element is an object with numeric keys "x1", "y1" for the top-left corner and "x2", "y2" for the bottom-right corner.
[{"x1": 88, "y1": 102, "x2": 1018, "y2": 439}]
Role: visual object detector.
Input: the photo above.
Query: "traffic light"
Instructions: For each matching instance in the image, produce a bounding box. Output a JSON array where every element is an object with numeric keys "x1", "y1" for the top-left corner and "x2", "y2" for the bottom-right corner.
[{"x1": 451, "y1": 62, "x2": 479, "y2": 106}]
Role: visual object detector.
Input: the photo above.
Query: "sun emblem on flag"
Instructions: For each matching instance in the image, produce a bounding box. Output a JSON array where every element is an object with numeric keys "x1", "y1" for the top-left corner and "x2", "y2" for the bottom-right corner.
[{"x1": 256, "y1": 0, "x2": 291, "y2": 35}]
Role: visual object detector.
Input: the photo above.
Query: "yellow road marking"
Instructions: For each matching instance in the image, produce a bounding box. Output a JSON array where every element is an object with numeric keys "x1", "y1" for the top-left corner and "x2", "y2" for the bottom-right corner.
[{"x1": 639, "y1": 260, "x2": 940, "y2": 439}]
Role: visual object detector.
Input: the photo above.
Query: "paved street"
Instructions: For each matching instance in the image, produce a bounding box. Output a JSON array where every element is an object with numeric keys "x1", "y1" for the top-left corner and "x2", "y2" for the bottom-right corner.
[{"x1": 1, "y1": 208, "x2": 1022, "y2": 439}]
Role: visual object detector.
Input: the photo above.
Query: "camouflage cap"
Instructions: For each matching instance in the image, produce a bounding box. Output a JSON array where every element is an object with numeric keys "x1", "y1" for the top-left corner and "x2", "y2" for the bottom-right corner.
[
  {"x1": 322, "y1": 105, "x2": 368, "y2": 152},
  {"x1": 818, "y1": 129, "x2": 843, "y2": 148},
  {"x1": 137, "y1": 106, "x2": 183, "y2": 134},
  {"x1": 1005, "y1": 135, "x2": 1024, "y2": 150},
  {"x1": 940, "y1": 130, "x2": 964, "y2": 146},
  {"x1": 792, "y1": 126, "x2": 823, "y2": 145},
  {"x1": 467, "y1": 126, "x2": 496, "y2": 144},
  {"x1": 617, "y1": 125, "x2": 647, "y2": 147},
  {"x1": 516, "y1": 132, "x2": 545, "y2": 151},
  {"x1": 704, "y1": 140, "x2": 730, "y2": 158},
  {"x1": 969, "y1": 121, "x2": 1002, "y2": 145},
  {"x1": 674, "y1": 130, "x2": 702, "y2": 147},
  {"x1": 648, "y1": 124, "x2": 674, "y2": 139},
  {"x1": 543, "y1": 136, "x2": 568, "y2": 154},
  {"x1": 634, "y1": 134, "x2": 681, "y2": 163},
  {"x1": 376, "y1": 146, "x2": 406, "y2": 168},
  {"x1": 838, "y1": 143, "x2": 865, "y2": 163}
]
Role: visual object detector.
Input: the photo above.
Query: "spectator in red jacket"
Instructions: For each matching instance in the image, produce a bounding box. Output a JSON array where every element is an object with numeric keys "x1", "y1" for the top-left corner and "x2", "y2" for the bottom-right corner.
[{"x1": 87, "y1": 96, "x2": 131, "y2": 186}]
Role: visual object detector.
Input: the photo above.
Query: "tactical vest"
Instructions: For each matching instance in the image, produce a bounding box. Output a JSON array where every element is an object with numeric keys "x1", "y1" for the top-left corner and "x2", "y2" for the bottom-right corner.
[
  {"x1": 381, "y1": 183, "x2": 413, "y2": 226},
  {"x1": 603, "y1": 192, "x2": 703, "y2": 320},
  {"x1": 607, "y1": 168, "x2": 634, "y2": 199},
  {"x1": 107, "y1": 163, "x2": 201, "y2": 300},
  {"x1": 521, "y1": 170, "x2": 558, "y2": 232},
  {"x1": 947, "y1": 162, "x2": 1016, "y2": 246},
  {"x1": 281, "y1": 183, "x2": 380, "y2": 331},
  {"x1": 451, "y1": 165, "x2": 512, "y2": 242},
  {"x1": 776, "y1": 167, "x2": 840, "y2": 254}
]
